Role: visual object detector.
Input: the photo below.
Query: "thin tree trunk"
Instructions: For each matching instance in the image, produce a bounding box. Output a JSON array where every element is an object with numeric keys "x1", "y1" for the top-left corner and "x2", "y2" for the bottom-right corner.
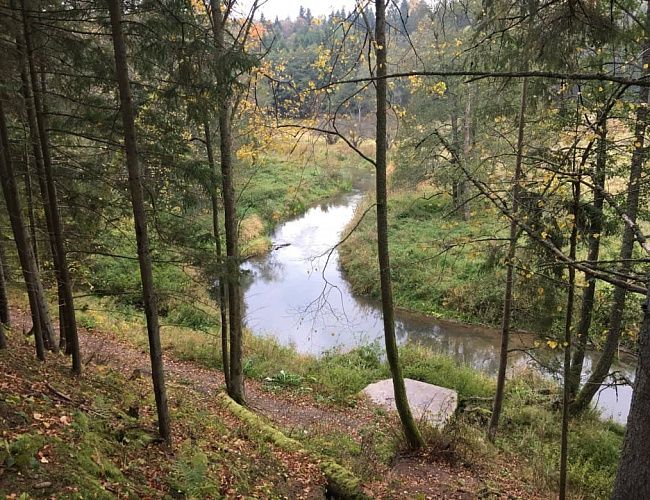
[
  {"x1": 0, "y1": 313, "x2": 5, "y2": 349},
  {"x1": 375, "y1": 0, "x2": 424, "y2": 450},
  {"x1": 488, "y1": 77, "x2": 528, "y2": 441},
  {"x1": 612, "y1": 277, "x2": 650, "y2": 499},
  {"x1": 220, "y1": 100, "x2": 244, "y2": 403},
  {"x1": 569, "y1": 125, "x2": 607, "y2": 399},
  {"x1": 21, "y1": 1, "x2": 81, "y2": 372},
  {"x1": 559, "y1": 158, "x2": 580, "y2": 500},
  {"x1": 0, "y1": 96, "x2": 50, "y2": 360},
  {"x1": 461, "y1": 84, "x2": 472, "y2": 221},
  {"x1": 0, "y1": 218, "x2": 6, "y2": 347},
  {"x1": 204, "y1": 122, "x2": 230, "y2": 390},
  {"x1": 574, "y1": 34, "x2": 649, "y2": 411},
  {"x1": 208, "y1": 0, "x2": 245, "y2": 404},
  {"x1": 107, "y1": 0, "x2": 170, "y2": 442},
  {"x1": 22, "y1": 148, "x2": 39, "y2": 268},
  {"x1": 450, "y1": 95, "x2": 461, "y2": 210},
  {"x1": 0, "y1": 221, "x2": 10, "y2": 327}
]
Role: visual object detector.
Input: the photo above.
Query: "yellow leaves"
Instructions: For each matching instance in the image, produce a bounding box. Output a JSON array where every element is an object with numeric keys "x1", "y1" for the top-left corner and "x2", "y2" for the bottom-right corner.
[
  {"x1": 538, "y1": 287, "x2": 544, "y2": 294},
  {"x1": 557, "y1": 306, "x2": 563, "y2": 312},
  {"x1": 313, "y1": 49, "x2": 331, "y2": 70},
  {"x1": 547, "y1": 340, "x2": 558, "y2": 349},
  {"x1": 428, "y1": 81, "x2": 447, "y2": 96},
  {"x1": 455, "y1": 39, "x2": 462, "y2": 46},
  {"x1": 541, "y1": 231, "x2": 549, "y2": 239}
]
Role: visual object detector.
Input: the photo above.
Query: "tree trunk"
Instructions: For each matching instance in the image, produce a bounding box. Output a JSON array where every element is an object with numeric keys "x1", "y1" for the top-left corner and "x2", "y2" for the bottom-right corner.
[
  {"x1": 0, "y1": 313, "x2": 5, "y2": 349},
  {"x1": 204, "y1": 122, "x2": 230, "y2": 390},
  {"x1": 574, "y1": 31, "x2": 649, "y2": 411},
  {"x1": 375, "y1": 0, "x2": 424, "y2": 450},
  {"x1": 220, "y1": 99, "x2": 245, "y2": 403},
  {"x1": 208, "y1": 0, "x2": 245, "y2": 404},
  {"x1": 488, "y1": 77, "x2": 528, "y2": 441},
  {"x1": 107, "y1": 0, "x2": 171, "y2": 442},
  {"x1": 0, "y1": 219, "x2": 6, "y2": 347},
  {"x1": 0, "y1": 221, "x2": 10, "y2": 327},
  {"x1": 20, "y1": 1, "x2": 81, "y2": 372},
  {"x1": 461, "y1": 84, "x2": 472, "y2": 221},
  {"x1": 569, "y1": 124, "x2": 607, "y2": 399},
  {"x1": 450, "y1": 94, "x2": 461, "y2": 210},
  {"x1": 559, "y1": 158, "x2": 581, "y2": 500},
  {"x1": 612, "y1": 279, "x2": 650, "y2": 499},
  {"x1": 0, "y1": 96, "x2": 52, "y2": 359},
  {"x1": 22, "y1": 149, "x2": 39, "y2": 268}
]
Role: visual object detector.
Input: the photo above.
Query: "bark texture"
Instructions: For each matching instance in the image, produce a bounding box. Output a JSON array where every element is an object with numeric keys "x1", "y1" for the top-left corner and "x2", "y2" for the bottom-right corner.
[
  {"x1": 0, "y1": 96, "x2": 54, "y2": 359},
  {"x1": 611, "y1": 281, "x2": 650, "y2": 499},
  {"x1": 204, "y1": 122, "x2": 230, "y2": 390},
  {"x1": 374, "y1": 0, "x2": 423, "y2": 450},
  {"x1": 488, "y1": 77, "x2": 528, "y2": 441},
  {"x1": 107, "y1": 0, "x2": 170, "y2": 442}
]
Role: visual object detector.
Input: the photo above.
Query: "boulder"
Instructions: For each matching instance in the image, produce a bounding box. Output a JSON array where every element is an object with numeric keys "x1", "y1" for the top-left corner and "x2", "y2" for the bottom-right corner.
[{"x1": 362, "y1": 378, "x2": 458, "y2": 427}]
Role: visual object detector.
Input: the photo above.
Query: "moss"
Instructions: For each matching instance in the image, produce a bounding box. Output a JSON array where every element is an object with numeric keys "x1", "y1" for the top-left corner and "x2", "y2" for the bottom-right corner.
[
  {"x1": 217, "y1": 392, "x2": 372, "y2": 500},
  {"x1": 4, "y1": 434, "x2": 45, "y2": 468}
]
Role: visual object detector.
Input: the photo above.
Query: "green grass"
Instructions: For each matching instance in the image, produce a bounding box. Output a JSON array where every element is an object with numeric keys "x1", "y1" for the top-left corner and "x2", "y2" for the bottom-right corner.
[
  {"x1": 235, "y1": 137, "x2": 367, "y2": 247},
  {"x1": 0, "y1": 332, "x2": 326, "y2": 499},
  {"x1": 16, "y1": 280, "x2": 625, "y2": 498},
  {"x1": 338, "y1": 189, "x2": 643, "y2": 342},
  {"x1": 339, "y1": 192, "x2": 516, "y2": 326},
  {"x1": 494, "y1": 373, "x2": 624, "y2": 498}
]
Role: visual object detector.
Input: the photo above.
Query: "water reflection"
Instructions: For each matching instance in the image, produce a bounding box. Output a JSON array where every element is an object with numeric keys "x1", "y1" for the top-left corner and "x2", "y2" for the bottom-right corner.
[{"x1": 240, "y1": 171, "x2": 634, "y2": 424}]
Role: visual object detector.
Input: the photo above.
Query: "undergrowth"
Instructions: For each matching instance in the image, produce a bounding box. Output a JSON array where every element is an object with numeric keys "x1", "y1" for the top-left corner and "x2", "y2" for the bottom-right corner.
[
  {"x1": 0, "y1": 330, "x2": 325, "y2": 499},
  {"x1": 338, "y1": 189, "x2": 642, "y2": 346},
  {"x1": 49, "y1": 289, "x2": 624, "y2": 498}
]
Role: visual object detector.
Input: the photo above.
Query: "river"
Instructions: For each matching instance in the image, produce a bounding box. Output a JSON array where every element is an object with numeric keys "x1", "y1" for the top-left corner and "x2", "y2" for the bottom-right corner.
[{"x1": 241, "y1": 170, "x2": 635, "y2": 424}]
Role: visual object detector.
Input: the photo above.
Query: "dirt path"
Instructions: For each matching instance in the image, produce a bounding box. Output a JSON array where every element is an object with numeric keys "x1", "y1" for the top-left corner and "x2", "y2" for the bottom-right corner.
[{"x1": 12, "y1": 307, "x2": 541, "y2": 499}]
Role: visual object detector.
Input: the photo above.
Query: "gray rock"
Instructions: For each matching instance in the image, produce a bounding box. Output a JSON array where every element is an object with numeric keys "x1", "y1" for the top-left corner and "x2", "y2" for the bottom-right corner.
[{"x1": 362, "y1": 378, "x2": 458, "y2": 427}]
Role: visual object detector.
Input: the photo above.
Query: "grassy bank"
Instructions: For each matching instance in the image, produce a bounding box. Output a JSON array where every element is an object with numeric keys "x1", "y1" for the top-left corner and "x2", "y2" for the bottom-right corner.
[
  {"x1": 338, "y1": 188, "x2": 642, "y2": 344},
  {"x1": 78, "y1": 135, "x2": 372, "y2": 330},
  {"x1": 0, "y1": 330, "x2": 326, "y2": 499},
  {"x1": 51, "y1": 289, "x2": 624, "y2": 499},
  {"x1": 235, "y1": 136, "x2": 373, "y2": 257}
]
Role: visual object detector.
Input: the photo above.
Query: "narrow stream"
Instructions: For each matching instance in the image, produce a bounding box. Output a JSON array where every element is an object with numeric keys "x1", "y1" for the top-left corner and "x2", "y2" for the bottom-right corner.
[{"x1": 241, "y1": 171, "x2": 635, "y2": 424}]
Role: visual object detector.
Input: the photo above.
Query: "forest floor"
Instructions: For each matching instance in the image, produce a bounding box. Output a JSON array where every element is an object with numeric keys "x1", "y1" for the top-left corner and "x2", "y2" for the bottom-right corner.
[{"x1": 1, "y1": 307, "x2": 545, "y2": 499}]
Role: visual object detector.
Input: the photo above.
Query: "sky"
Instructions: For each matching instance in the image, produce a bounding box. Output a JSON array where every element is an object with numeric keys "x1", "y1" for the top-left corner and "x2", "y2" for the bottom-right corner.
[{"x1": 254, "y1": 0, "x2": 359, "y2": 20}]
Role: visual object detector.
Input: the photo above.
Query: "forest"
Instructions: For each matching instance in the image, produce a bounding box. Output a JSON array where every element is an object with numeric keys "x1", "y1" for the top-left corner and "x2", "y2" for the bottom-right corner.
[{"x1": 0, "y1": 0, "x2": 649, "y2": 498}]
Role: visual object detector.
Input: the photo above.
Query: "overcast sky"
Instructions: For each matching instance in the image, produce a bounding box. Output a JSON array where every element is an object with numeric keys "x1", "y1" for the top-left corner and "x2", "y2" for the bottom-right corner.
[{"x1": 254, "y1": 0, "x2": 359, "y2": 20}]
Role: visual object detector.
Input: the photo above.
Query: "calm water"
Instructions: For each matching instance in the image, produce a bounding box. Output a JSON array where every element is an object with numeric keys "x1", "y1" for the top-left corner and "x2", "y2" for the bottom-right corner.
[{"x1": 241, "y1": 172, "x2": 635, "y2": 423}]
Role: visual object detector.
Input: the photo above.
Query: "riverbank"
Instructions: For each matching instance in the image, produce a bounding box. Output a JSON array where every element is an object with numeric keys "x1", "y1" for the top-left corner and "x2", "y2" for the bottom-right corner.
[
  {"x1": 338, "y1": 188, "x2": 642, "y2": 346},
  {"x1": 16, "y1": 285, "x2": 624, "y2": 499},
  {"x1": 236, "y1": 137, "x2": 373, "y2": 258}
]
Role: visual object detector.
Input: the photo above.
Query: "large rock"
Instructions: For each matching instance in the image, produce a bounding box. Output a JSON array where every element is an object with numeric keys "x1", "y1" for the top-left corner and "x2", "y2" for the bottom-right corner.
[{"x1": 362, "y1": 378, "x2": 458, "y2": 427}]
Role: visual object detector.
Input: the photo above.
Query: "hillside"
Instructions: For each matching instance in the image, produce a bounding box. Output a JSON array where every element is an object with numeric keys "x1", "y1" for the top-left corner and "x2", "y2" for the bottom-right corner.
[{"x1": 0, "y1": 308, "x2": 539, "y2": 499}]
